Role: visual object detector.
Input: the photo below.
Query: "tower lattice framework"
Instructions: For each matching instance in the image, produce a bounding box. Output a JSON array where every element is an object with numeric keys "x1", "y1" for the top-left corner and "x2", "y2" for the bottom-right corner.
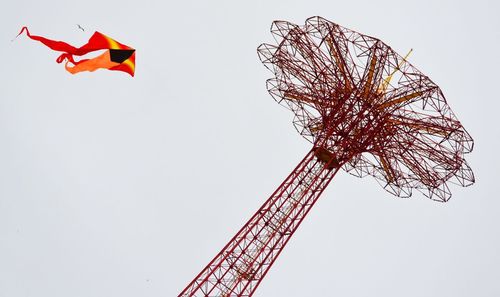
[{"x1": 179, "y1": 16, "x2": 474, "y2": 296}]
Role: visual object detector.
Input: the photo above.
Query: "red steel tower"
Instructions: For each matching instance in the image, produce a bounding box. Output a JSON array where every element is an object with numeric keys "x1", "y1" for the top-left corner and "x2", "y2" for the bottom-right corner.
[{"x1": 179, "y1": 16, "x2": 474, "y2": 296}]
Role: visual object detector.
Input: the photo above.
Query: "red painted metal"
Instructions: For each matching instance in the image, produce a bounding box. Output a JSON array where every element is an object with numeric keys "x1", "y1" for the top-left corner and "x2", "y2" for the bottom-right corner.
[
  {"x1": 179, "y1": 16, "x2": 474, "y2": 296},
  {"x1": 180, "y1": 147, "x2": 340, "y2": 296}
]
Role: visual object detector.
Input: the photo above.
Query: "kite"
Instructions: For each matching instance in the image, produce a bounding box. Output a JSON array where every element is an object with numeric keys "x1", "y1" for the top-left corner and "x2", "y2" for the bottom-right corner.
[{"x1": 16, "y1": 27, "x2": 135, "y2": 76}]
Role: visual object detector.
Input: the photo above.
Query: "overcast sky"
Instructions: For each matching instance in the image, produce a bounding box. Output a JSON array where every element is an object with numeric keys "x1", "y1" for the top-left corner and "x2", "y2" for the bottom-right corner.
[{"x1": 1, "y1": 0, "x2": 499, "y2": 296}]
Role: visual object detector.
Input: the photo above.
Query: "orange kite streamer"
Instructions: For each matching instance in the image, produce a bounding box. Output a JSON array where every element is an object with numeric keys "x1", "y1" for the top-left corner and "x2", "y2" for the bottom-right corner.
[{"x1": 16, "y1": 27, "x2": 135, "y2": 76}]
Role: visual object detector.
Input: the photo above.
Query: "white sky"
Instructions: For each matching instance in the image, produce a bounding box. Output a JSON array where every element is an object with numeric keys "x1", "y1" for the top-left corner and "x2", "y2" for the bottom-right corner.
[{"x1": 0, "y1": 0, "x2": 499, "y2": 296}]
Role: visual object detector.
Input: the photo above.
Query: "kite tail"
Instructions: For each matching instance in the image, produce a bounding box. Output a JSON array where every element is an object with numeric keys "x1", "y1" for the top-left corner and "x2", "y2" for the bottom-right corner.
[
  {"x1": 16, "y1": 26, "x2": 78, "y2": 63},
  {"x1": 64, "y1": 50, "x2": 119, "y2": 74}
]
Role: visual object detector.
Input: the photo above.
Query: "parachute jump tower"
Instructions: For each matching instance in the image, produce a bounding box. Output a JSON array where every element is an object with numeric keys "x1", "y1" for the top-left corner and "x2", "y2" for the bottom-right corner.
[{"x1": 179, "y1": 17, "x2": 474, "y2": 296}]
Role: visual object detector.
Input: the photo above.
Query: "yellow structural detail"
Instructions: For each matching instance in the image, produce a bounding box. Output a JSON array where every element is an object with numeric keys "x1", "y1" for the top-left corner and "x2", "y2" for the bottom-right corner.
[
  {"x1": 378, "y1": 49, "x2": 413, "y2": 94},
  {"x1": 379, "y1": 153, "x2": 395, "y2": 183},
  {"x1": 377, "y1": 91, "x2": 423, "y2": 110},
  {"x1": 284, "y1": 90, "x2": 317, "y2": 104},
  {"x1": 387, "y1": 118, "x2": 450, "y2": 137},
  {"x1": 325, "y1": 37, "x2": 351, "y2": 91},
  {"x1": 362, "y1": 54, "x2": 378, "y2": 101}
]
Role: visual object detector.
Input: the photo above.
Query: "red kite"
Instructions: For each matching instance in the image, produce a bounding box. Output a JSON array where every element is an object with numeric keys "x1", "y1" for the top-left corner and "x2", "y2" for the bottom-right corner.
[{"x1": 16, "y1": 27, "x2": 135, "y2": 76}]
